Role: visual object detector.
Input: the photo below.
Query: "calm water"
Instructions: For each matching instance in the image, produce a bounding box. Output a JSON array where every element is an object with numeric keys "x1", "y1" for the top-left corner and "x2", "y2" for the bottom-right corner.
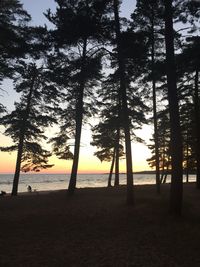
[{"x1": 0, "y1": 173, "x2": 196, "y2": 193}]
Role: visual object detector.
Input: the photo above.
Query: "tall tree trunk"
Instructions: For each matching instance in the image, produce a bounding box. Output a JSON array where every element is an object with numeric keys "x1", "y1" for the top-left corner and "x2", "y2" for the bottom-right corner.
[
  {"x1": 194, "y1": 69, "x2": 200, "y2": 188},
  {"x1": 164, "y1": 0, "x2": 183, "y2": 215},
  {"x1": 114, "y1": 127, "x2": 120, "y2": 186},
  {"x1": 186, "y1": 130, "x2": 189, "y2": 183},
  {"x1": 163, "y1": 157, "x2": 170, "y2": 184},
  {"x1": 160, "y1": 140, "x2": 165, "y2": 184},
  {"x1": 11, "y1": 68, "x2": 36, "y2": 196},
  {"x1": 108, "y1": 148, "x2": 116, "y2": 187},
  {"x1": 151, "y1": 14, "x2": 160, "y2": 194},
  {"x1": 68, "y1": 39, "x2": 87, "y2": 195},
  {"x1": 113, "y1": 0, "x2": 134, "y2": 205}
]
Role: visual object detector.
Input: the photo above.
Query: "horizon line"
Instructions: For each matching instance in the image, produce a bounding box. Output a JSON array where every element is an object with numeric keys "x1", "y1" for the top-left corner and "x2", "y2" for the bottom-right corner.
[{"x1": 0, "y1": 170, "x2": 153, "y2": 175}]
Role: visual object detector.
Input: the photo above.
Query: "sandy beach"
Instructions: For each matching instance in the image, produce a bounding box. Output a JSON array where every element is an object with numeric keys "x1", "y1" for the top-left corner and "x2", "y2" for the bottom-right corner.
[{"x1": 0, "y1": 183, "x2": 200, "y2": 267}]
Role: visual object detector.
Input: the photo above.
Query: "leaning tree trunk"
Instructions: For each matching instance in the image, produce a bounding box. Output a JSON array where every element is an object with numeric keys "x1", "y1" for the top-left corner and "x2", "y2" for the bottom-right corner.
[
  {"x1": 11, "y1": 68, "x2": 36, "y2": 196},
  {"x1": 164, "y1": 0, "x2": 183, "y2": 216},
  {"x1": 113, "y1": 0, "x2": 134, "y2": 205},
  {"x1": 108, "y1": 148, "x2": 116, "y2": 187},
  {"x1": 68, "y1": 39, "x2": 87, "y2": 195},
  {"x1": 194, "y1": 69, "x2": 200, "y2": 188},
  {"x1": 12, "y1": 131, "x2": 26, "y2": 196},
  {"x1": 151, "y1": 14, "x2": 160, "y2": 194}
]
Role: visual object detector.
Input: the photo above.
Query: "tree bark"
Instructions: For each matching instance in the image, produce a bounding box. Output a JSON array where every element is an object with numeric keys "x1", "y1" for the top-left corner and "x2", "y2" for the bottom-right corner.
[
  {"x1": 164, "y1": 0, "x2": 183, "y2": 215},
  {"x1": 68, "y1": 38, "x2": 87, "y2": 195},
  {"x1": 11, "y1": 67, "x2": 36, "y2": 196},
  {"x1": 108, "y1": 148, "x2": 116, "y2": 187},
  {"x1": 194, "y1": 69, "x2": 200, "y2": 188},
  {"x1": 113, "y1": 0, "x2": 134, "y2": 205}
]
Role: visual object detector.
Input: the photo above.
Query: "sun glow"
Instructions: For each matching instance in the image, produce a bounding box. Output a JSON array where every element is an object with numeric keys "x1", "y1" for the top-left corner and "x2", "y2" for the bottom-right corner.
[{"x1": 0, "y1": 142, "x2": 152, "y2": 174}]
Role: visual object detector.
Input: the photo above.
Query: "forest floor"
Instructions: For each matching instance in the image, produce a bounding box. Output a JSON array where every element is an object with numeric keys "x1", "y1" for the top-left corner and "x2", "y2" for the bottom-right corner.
[{"x1": 0, "y1": 183, "x2": 200, "y2": 267}]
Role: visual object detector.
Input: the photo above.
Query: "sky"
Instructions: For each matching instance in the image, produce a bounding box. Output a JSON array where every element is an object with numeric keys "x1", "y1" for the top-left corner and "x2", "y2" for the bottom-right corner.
[{"x1": 0, "y1": 0, "x2": 154, "y2": 174}]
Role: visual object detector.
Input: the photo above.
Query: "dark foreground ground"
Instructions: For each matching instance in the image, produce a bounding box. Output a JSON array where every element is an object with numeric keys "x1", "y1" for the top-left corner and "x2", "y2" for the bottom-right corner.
[{"x1": 0, "y1": 184, "x2": 200, "y2": 267}]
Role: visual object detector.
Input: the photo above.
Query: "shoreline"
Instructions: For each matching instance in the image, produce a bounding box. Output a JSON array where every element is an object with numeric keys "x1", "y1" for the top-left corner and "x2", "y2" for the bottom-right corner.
[
  {"x1": 1, "y1": 181, "x2": 194, "y2": 196},
  {"x1": 1, "y1": 182, "x2": 170, "y2": 196},
  {"x1": 0, "y1": 173, "x2": 196, "y2": 195}
]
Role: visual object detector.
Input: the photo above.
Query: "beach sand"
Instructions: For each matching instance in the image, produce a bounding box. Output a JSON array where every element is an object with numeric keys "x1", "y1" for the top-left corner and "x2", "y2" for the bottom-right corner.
[{"x1": 0, "y1": 183, "x2": 200, "y2": 267}]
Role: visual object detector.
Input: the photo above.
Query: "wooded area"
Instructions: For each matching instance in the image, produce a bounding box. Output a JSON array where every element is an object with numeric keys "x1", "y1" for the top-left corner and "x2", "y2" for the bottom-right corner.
[{"x1": 0, "y1": 0, "x2": 200, "y2": 216}]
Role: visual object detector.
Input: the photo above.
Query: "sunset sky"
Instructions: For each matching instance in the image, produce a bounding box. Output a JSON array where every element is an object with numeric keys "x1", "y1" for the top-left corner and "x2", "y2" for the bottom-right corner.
[{"x1": 0, "y1": 0, "x2": 153, "y2": 174}]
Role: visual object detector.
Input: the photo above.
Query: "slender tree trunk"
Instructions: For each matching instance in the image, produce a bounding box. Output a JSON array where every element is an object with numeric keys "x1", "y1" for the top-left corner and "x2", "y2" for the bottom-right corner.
[
  {"x1": 160, "y1": 143, "x2": 165, "y2": 184},
  {"x1": 11, "y1": 68, "x2": 36, "y2": 196},
  {"x1": 194, "y1": 70, "x2": 200, "y2": 188},
  {"x1": 68, "y1": 39, "x2": 87, "y2": 195},
  {"x1": 160, "y1": 173, "x2": 164, "y2": 184},
  {"x1": 186, "y1": 130, "x2": 189, "y2": 183},
  {"x1": 163, "y1": 172, "x2": 168, "y2": 184},
  {"x1": 114, "y1": 127, "x2": 120, "y2": 186},
  {"x1": 108, "y1": 148, "x2": 116, "y2": 187},
  {"x1": 113, "y1": 0, "x2": 134, "y2": 205},
  {"x1": 163, "y1": 157, "x2": 170, "y2": 184},
  {"x1": 12, "y1": 133, "x2": 26, "y2": 196},
  {"x1": 164, "y1": 0, "x2": 183, "y2": 215},
  {"x1": 160, "y1": 137, "x2": 166, "y2": 184},
  {"x1": 151, "y1": 15, "x2": 160, "y2": 194}
]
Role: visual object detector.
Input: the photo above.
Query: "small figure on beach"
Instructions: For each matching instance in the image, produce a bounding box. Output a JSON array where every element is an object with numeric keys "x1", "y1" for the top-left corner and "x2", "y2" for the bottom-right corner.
[
  {"x1": 27, "y1": 185, "x2": 32, "y2": 193},
  {"x1": 0, "y1": 190, "x2": 6, "y2": 196}
]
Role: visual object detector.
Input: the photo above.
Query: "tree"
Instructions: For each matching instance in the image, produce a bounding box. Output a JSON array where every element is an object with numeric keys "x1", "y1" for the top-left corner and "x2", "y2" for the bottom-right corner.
[
  {"x1": 112, "y1": 0, "x2": 134, "y2": 204},
  {"x1": 91, "y1": 100, "x2": 125, "y2": 187},
  {"x1": 0, "y1": 0, "x2": 31, "y2": 120},
  {"x1": 179, "y1": 101, "x2": 195, "y2": 182},
  {"x1": 164, "y1": 0, "x2": 183, "y2": 215},
  {"x1": 0, "y1": 62, "x2": 57, "y2": 195},
  {"x1": 0, "y1": 0, "x2": 30, "y2": 82},
  {"x1": 91, "y1": 64, "x2": 147, "y2": 187},
  {"x1": 131, "y1": 0, "x2": 166, "y2": 193},
  {"x1": 46, "y1": 0, "x2": 111, "y2": 195},
  {"x1": 176, "y1": 36, "x2": 200, "y2": 186},
  {"x1": 147, "y1": 108, "x2": 171, "y2": 184}
]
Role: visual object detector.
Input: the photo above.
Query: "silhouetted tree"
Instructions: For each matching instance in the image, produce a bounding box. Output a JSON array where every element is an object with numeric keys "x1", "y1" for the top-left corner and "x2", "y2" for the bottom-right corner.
[
  {"x1": 46, "y1": 0, "x2": 111, "y2": 195},
  {"x1": 0, "y1": 62, "x2": 58, "y2": 195},
  {"x1": 91, "y1": 102, "x2": 125, "y2": 187},
  {"x1": 131, "y1": 0, "x2": 166, "y2": 193},
  {"x1": 176, "y1": 36, "x2": 200, "y2": 186},
  {"x1": 0, "y1": 0, "x2": 31, "y2": 122},
  {"x1": 147, "y1": 108, "x2": 171, "y2": 183},
  {"x1": 0, "y1": 0, "x2": 30, "y2": 82},
  {"x1": 112, "y1": 0, "x2": 135, "y2": 204},
  {"x1": 164, "y1": 0, "x2": 183, "y2": 215}
]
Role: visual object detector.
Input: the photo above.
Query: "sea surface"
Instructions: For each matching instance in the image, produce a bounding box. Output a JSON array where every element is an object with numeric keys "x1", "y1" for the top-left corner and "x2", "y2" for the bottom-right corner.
[{"x1": 0, "y1": 173, "x2": 196, "y2": 193}]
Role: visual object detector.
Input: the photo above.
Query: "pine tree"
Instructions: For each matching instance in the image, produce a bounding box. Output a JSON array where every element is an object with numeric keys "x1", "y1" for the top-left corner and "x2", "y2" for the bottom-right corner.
[
  {"x1": 112, "y1": 0, "x2": 135, "y2": 205},
  {"x1": 0, "y1": 0, "x2": 31, "y2": 119},
  {"x1": 177, "y1": 36, "x2": 200, "y2": 187},
  {"x1": 147, "y1": 108, "x2": 171, "y2": 183},
  {"x1": 131, "y1": 0, "x2": 165, "y2": 193},
  {"x1": 91, "y1": 65, "x2": 147, "y2": 187},
  {"x1": 0, "y1": 62, "x2": 58, "y2": 195},
  {"x1": 46, "y1": 0, "x2": 111, "y2": 195},
  {"x1": 0, "y1": 0, "x2": 30, "y2": 82},
  {"x1": 164, "y1": 0, "x2": 183, "y2": 215},
  {"x1": 91, "y1": 96, "x2": 125, "y2": 187}
]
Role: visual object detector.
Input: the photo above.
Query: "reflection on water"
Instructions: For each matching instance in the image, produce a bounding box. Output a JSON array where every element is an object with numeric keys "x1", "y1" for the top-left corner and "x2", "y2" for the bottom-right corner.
[{"x1": 0, "y1": 173, "x2": 196, "y2": 193}]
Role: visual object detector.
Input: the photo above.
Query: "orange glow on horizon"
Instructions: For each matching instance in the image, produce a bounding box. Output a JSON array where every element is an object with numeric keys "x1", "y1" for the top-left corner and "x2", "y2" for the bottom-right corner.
[
  {"x1": 0, "y1": 151, "x2": 151, "y2": 174},
  {"x1": 0, "y1": 128, "x2": 152, "y2": 174}
]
